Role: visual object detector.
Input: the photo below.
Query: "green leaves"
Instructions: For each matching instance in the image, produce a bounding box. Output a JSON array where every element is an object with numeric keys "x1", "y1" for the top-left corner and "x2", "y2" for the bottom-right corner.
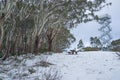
[
  {"x1": 53, "y1": 27, "x2": 76, "y2": 51},
  {"x1": 111, "y1": 39, "x2": 120, "y2": 52},
  {"x1": 77, "y1": 39, "x2": 84, "y2": 49},
  {"x1": 111, "y1": 39, "x2": 120, "y2": 46},
  {"x1": 90, "y1": 37, "x2": 101, "y2": 48}
]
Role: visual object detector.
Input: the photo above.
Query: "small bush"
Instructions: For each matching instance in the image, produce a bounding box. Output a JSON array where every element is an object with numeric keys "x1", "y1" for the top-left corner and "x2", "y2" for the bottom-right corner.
[
  {"x1": 22, "y1": 73, "x2": 29, "y2": 77},
  {"x1": 84, "y1": 47, "x2": 100, "y2": 51},
  {"x1": 34, "y1": 77, "x2": 40, "y2": 80},
  {"x1": 39, "y1": 48, "x2": 48, "y2": 53},
  {"x1": 115, "y1": 52, "x2": 120, "y2": 60},
  {"x1": 39, "y1": 61, "x2": 53, "y2": 67},
  {"x1": 111, "y1": 46, "x2": 120, "y2": 52},
  {"x1": 41, "y1": 68, "x2": 62, "y2": 80},
  {"x1": 28, "y1": 68, "x2": 36, "y2": 74}
]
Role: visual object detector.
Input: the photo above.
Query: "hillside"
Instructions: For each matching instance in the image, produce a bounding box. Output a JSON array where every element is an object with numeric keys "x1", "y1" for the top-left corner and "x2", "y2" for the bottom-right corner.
[{"x1": 0, "y1": 51, "x2": 120, "y2": 80}]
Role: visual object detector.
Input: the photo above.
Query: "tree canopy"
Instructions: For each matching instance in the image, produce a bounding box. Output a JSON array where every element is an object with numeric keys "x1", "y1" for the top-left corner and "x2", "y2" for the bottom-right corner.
[{"x1": 0, "y1": 0, "x2": 111, "y2": 60}]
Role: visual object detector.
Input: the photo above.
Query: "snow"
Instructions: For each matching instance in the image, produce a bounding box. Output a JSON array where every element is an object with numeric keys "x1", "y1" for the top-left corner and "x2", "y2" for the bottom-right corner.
[
  {"x1": 48, "y1": 51, "x2": 120, "y2": 80},
  {"x1": 0, "y1": 51, "x2": 120, "y2": 80}
]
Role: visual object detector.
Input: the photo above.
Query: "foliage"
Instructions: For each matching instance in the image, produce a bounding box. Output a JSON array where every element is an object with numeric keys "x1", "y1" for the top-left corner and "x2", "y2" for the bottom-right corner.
[
  {"x1": 0, "y1": 0, "x2": 111, "y2": 60},
  {"x1": 77, "y1": 39, "x2": 84, "y2": 51},
  {"x1": 0, "y1": 51, "x2": 4, "y2": 58},
  {"x1": 41, "y1": 68, "x2": 62, "y2": 80},
  {"x1": 84, "y1": 47, "x2": 100, "y2": 51},
  {"x1": 53, "y1": 27, "x2": 76, "y2": 52},
  {"x1": 111, "y1": 39, "x2": 120, "y2": 52},
  {"x1": 90, "y1": 37, "x2": 101, "y2": 48},
  {"x1": 28, "y1": 68, "x2": 36, "y2": 74},
  {"x1": 111, "y1": 39, "x2": 120, "y2": 46},
  {"x1": 98, "y1": 14, "x2": 112, "y2": 48},
  {"x1": 39, "y1": 48, "x2": 49, "y2": 53}
]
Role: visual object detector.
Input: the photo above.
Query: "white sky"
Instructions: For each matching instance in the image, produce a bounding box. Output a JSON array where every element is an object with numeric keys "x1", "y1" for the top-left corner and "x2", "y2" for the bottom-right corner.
[{"x1": 70, "y1": 0, "x2": 120, "y2": 49}]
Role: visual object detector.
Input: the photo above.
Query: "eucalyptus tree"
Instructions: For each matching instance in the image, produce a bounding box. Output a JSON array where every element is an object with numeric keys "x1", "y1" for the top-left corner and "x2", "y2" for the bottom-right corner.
[
  {"x1": 77, "y1": 39, "x2": 84, "y2": 51},
  {"x1": 98, "y1": 14, "x2": 112, "y2": 49},
  {"x1": 0, "y1": 0, "x2": 16, "y2": 50},
  {"x1": 90, "y1": 37, "x2": 101, "y2": 48},
  {"x1": 0, "y1": 0, "x2": 111, "y2": 59},
  {"x1": 90, "y1": 37, "x2": 94, "y2": 47},
  {"x1": 30, "y1": 0, "x2": 111, "y2": 53},
  {"x1": 0, "y1": 0, "x2": 34, "y2": 60},
  {"x1": 52, "y1": 27, "x2": 76, "y2": 52},
  {"x1": 46, "y1": 24, "x2": 62, "y2": 51},
  {"x1": 0, "y1": 0, "x2": 19, "y2": 59}
]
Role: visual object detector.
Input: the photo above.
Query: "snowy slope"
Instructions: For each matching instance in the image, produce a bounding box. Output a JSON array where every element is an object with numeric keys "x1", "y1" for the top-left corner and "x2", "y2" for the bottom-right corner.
[
  {"x1": 48, "y1": 51, "x2": 120, "y2": 80},
  {"x1": 0, "y1": 51, "x2": 120, "y2": 80}
]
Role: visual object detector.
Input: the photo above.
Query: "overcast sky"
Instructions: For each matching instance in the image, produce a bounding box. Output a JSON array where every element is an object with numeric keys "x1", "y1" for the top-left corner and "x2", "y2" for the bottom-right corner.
[{"x1": 70, "y1": 0, "x2": 120, "y2": 49}]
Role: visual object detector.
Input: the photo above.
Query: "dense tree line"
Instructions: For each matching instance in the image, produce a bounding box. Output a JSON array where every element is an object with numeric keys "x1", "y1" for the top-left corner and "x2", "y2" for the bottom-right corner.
[
  {"x1": 0, "y1": 0, "x2": 111, "y2": 60},
  {"x1": 110, "y1": 39, "x2": 120, "y2": 52},
  {"x1": 77, "y1": 37, "x2": 101, "y2": 51}
]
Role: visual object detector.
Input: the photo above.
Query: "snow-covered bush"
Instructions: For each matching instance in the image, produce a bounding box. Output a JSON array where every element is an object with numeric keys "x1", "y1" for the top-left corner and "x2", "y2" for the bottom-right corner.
[
  {"x1": 36, "y1": 54, "x2": 53, "y2": 67},
  {"x1": 41, "y1": 68, "x2": 62, "y2": 80},
  {"x1": 115, "y1": 52, "x2": 120, "y2": 60}
]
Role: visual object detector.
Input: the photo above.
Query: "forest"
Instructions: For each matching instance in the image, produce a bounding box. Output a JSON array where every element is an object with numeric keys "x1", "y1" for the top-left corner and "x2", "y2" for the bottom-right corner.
[{"x1": 0, "y1": 0, "x2": 111, "y2": 60}]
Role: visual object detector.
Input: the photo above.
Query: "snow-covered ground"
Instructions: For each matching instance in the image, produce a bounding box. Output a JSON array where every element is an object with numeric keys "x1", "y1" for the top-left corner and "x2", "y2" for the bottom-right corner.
[{"x1": 0, "y1": 51, "x2": 120, "y2": 80}]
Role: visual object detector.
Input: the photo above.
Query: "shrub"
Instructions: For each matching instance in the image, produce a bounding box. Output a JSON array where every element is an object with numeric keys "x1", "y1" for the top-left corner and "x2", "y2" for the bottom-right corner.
[
  {"x1": 39, "y1": 48, "x2": 48, "y2": 53},
  {"x1": 0, "y1": 51, "x2": 4, "y2": 58},
  {"x1": 111, "y1": 46, "x2": 120, "y2": 52},
  {"x1": 84, "y1": 47, "x2": 100, "y2": 51},
  {"x1": 28, "y1": 67, "x2": 36, "y2": 74},
  {"x1": 41, "y1": 68, "x2": 62, "y2": 80}
]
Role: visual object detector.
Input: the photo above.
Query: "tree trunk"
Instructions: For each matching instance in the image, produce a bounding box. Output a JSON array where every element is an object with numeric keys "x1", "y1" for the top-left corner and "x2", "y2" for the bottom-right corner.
[
  {"x1": 48, "y1": 39, "x2": 52, "y2": 51},
  {"x1": 33, "y1": 35, "x2": 39, "y2": 54},
  {"x1": 0, "y1": 25, "x2": 4, "y2": 51},
  {"x1": 2, "y1": 41, "x2": 11, "y2": 60}
]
